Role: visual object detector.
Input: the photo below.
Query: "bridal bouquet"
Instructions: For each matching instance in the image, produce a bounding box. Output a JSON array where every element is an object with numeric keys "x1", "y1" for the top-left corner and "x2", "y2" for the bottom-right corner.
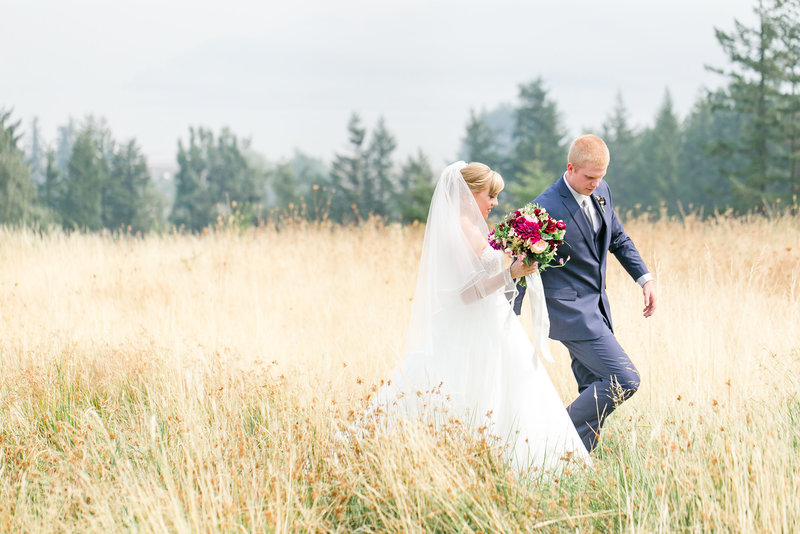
[{"x1": 488, "y1": 203, "x2": 569, "y2": 287}]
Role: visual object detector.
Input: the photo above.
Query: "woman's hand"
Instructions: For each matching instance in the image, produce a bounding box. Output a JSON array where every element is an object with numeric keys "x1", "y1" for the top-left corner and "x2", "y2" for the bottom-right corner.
[{"x1": 510, "y1": 257, "x2": 538, "y2": 280}]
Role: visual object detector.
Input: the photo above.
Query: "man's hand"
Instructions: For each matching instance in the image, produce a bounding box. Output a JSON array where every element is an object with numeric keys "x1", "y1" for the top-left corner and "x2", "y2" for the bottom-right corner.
[{"x1": 642, "y1": 280, "x2": 656, "y2": 318}]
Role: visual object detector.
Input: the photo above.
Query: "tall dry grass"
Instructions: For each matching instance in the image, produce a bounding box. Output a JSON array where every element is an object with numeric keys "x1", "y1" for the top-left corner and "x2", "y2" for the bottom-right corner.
[{"x1": 0, "y1": 211, "x2": 798, "y2": 532}]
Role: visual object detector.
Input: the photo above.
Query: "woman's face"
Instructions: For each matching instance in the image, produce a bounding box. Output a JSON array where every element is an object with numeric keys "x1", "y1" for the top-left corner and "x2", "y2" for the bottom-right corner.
[{"x1": 472, "y1": 187, "x2": 499, "y2": 219}]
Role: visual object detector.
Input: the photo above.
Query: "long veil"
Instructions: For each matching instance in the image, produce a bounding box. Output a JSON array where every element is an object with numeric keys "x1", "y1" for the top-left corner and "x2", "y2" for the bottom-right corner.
[
  {"x1": 374, "y1": 162, "x2": 514, "y2": 418},
  {"x1": 407, "y1": 161, "x2": 492, "y2": 349}
]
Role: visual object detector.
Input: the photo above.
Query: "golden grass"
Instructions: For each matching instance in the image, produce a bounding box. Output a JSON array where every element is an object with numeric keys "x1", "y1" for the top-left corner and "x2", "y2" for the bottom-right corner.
[{"x1": 0, "y1": 212, "x2": 799, "y2": 532}]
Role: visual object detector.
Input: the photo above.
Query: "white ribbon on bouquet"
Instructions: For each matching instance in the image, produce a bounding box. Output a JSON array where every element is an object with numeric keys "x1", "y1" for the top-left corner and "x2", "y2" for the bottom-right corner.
[{"x1": 525, "y1": 270, "x2": 554, "y2": 368}]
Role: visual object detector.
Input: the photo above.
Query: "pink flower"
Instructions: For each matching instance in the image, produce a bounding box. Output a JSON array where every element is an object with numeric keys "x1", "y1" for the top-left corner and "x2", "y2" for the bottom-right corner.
[
  {"x1": 530, "y1": 240, "x2": 547, "y2": 253},
  {"x1": 556, "y1": 221, "x2": 566, "y2": 230}
]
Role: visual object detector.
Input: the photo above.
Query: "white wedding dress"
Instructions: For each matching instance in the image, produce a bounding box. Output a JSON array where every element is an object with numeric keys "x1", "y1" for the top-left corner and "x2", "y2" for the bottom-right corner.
[{"x1": 371, "y1": 162, "x2": 589, "y2": 474}]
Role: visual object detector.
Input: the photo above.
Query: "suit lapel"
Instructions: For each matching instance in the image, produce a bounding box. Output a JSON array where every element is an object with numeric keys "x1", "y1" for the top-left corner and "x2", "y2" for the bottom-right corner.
[{"x1": 558, "y1": 180, "x2": 599, "y2": 261}]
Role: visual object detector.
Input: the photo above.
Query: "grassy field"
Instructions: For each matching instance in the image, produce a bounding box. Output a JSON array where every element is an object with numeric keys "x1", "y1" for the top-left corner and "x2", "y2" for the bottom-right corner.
[{"x1": 0, "y1": 211, "x2": 799, "y2": 532}]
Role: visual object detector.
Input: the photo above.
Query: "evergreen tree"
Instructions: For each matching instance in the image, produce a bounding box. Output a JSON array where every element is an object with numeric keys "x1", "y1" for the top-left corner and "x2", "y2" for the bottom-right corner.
[
  {"x1": 679, "y1": 91, "x2": 743, "y2": 212},
  {"x1": 601, "y1": 91, "x2": 639, "y2": 209},
  {"x1": 290, "y1": 152, "x2": 330, "y2": 222},
  {"x1": 397, "y1": 149, "x2": 435, "y2": 222},
  {"x1": 171, "y1": 128, "x2": 213, "y2": 230},
  {"x1": 105, "y1": 139, "x2": 161, "y2": 232},
  {"x1": 510, "y1": 77, "x2": 568, "y2": 205},
  {"x1": 270, "y1": 160, "x2": 301, "y2": 214},
  {"x1": 482, "y1": 104, "x2": 516, "y2": 168},
  {"x1": 27, "y1": 117, "x2": 45, "y2": 185},
  {"x1": 55, "y1": 118, "x2": 76, "y2": 177},
  {"x1": 209, "y1": 128, "x2": 261, "y2": 219},
  {"x1": 365, "y1": 117, "x2": 397, "y2": 218},
  {"x1": 266, "y1": 150, "x2": 330, "y2": 220},
  {"x1": 709, "y1": 0, "x2": 786, "y2": 209},
  {"x1": 634, "y1": 90, "x2": 682, "y2": 210},
  {"x1": 61, "y1": 117, "x2": 112, "y2": 230},
  {"x1": 505, "y1": 159, "x2": 551, "y2": 212},
  {"x1": 330, "y1": 113, "x2": 367, "y2": 223},
  {"x1": 461, "y1": 109, "x2": 502, "y2": 169},
  {"x1": 39, "y1": 148, "x2": 63, "y2": 223},
  {"x1": 0, "y1": 108, "x2": 38, "y2": 225},
  {"x1": 170, "y1": 127, "x2": 261, "y2": 231},
  {"x1": 776, "y1": 0, "x2": 800, "y2": 196}
]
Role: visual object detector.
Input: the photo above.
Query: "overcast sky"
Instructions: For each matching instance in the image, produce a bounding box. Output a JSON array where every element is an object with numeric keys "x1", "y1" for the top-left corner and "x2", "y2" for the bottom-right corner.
[{"x1": 3, "y1": 0, "x2": 757, "y2": 170}]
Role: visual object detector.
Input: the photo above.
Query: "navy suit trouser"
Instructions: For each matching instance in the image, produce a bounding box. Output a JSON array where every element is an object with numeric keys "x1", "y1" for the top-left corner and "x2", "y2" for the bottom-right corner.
[{"x1": 560, "y1": 327, "x2": 640, "y2": 452}]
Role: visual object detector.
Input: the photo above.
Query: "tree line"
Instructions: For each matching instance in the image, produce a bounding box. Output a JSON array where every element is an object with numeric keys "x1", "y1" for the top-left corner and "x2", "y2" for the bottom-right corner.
[{"x1": 1, "y1": 0, "x2": 798, "y2": 232}]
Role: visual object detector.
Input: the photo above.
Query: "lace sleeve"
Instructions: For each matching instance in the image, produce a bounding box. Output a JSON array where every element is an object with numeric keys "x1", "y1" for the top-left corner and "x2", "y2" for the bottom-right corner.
[
  {"x1": 459, "y1": 248, "x2": 516, "y2": 305},
  {"x1": 459, "y1": 268, "x2": 514, "y2": 304}
]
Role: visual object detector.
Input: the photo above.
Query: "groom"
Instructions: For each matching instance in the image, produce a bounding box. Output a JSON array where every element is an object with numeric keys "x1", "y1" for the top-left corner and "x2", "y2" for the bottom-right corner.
[{"x1": 513, "y1": 134, "x2": 656, "y2": 452}]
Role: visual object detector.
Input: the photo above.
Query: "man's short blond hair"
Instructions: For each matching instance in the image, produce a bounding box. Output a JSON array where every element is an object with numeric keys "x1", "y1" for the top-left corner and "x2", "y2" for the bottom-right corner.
[{"x1": 568, "y1": 135, "x2": 610, "y2": 170}]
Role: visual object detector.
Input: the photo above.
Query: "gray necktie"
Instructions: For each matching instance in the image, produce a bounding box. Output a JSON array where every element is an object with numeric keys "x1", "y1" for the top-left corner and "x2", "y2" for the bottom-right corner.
[{"x1": 581, "y1": 198, "x2": 597, "y2": 233}]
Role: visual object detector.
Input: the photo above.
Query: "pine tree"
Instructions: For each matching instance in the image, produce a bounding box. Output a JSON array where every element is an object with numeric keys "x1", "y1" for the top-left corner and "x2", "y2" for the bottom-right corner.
[
  {"x1": 511, "y1": 77, "x2": 568, "y2": 202},
  {"x1": 365, "y1": 117, "x2": 397, "y2": 218},
  {"x1": 330, "y1": 113, "x2": 367, "y2": 223},
  {"x1": 0, "y1": 108, "x2": 38, "y2": 225},
  {"x1": 270, "y1": 160, "x2": 301, "y2": 215},
  {"x1": 601, "y1": 91, "x2": 639, "y2": 209},
  {"x1": 170, "y1": 127, "x2": 261, "y2": 231},
  {"x1": 105, "y1": 139, "x2": 161, "y2": 233},
  {"x1": 505, "y1": 159, "x2": 551, "y2": 212},
  {"x1": 55, "y1": 118, "x2": 76, "y2": 177},
  {"x1": 290, "y1": 152, "x2": 330, "y2": 222},
  {"x1": 709, "y1": 0, "x2": 785, "y2": 210},
  {"x1": 679, "y1": 92, "x2": 743, "y2": 212},
  {"x1": 209, "y1": 128, "x2": 262, "y2": 221},
  {"x1": 461, "y1": 109, "x2": 502, "y2": 169},
  {"x1": 172, "y1": 128, "x2": 213, "y2": 230},
  {"x1": 776, "y1": 0, "x2": 800, "y2": 197},
  {"x1": 39, "y1": 148, "x2": 63, "y2": 222},
  {"x1": 27, "y1": 117, "x2": 45, "y2": 185},
  {"x1": 635, "y1": 91, "x2": 681, "y2": 210},
  {"x1": 61, "y1": 117, "x2": 112, "y2": 230},
  {"x1": 397, "y1": 149, "x2": 435, "y2": 223}
]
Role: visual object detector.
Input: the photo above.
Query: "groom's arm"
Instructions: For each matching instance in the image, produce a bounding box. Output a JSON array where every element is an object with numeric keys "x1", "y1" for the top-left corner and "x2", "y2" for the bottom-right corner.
[
  {"x1": 608, "y1": 212, "x2": 648, "y2": 281},
  {"x1": 606, "y1": 184, "x2": 648, "y2": 282},
  {"x1": 607, "y1": 190, "x2": 656, "y2": 317}
]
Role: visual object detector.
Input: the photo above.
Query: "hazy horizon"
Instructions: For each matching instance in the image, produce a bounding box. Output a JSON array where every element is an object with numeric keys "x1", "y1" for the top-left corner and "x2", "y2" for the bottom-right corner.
[{"x1": 3, "y1": 0, "x2": 757, "y2": 170}]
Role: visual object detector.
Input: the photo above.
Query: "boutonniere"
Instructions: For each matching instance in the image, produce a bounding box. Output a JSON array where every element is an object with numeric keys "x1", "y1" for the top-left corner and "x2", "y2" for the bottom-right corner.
[{"x1": 594, "y1": 194, "x2": 606, "y2": 213}]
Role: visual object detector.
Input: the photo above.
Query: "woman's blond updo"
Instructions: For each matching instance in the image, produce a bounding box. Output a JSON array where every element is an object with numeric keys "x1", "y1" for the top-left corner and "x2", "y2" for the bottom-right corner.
[{"x1": 460, "y1": 162, "x2": 504, "y2": 196}]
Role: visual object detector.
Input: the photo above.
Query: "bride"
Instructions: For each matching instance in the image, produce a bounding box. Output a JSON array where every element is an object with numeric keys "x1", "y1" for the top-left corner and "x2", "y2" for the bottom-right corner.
[{"x1": 371, "y1": 161, "x2": 589, "y2": 473}]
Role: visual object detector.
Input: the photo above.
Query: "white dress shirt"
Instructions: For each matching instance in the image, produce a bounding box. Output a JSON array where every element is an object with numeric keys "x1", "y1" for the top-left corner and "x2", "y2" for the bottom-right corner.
[{"x1": 562, "y1": 175, "x2": 653, "y2": 288}]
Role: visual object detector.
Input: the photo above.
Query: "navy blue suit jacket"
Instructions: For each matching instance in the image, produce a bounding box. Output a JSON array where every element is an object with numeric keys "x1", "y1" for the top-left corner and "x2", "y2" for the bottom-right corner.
[{"x1": 514, "y1": 176, "x2": 649, "y2": 341}]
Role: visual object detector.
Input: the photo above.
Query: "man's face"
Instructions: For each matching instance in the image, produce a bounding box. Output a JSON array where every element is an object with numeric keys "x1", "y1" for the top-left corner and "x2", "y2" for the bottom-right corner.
[{"x1": 565, "y1": 163, "x2": 606, "y2": 196}]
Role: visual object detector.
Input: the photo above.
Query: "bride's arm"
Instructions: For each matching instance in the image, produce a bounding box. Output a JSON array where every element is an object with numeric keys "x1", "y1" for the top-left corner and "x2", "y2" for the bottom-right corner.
[
  {"x1": 459, "y1": 266, "x2": 513, "y2": 304},
  {"x1": 460, "y1": 256, "x2": 538, "y2": 304},
  {"x1": 457, "y1": 217, "x2": 538, "y2": 304}
]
